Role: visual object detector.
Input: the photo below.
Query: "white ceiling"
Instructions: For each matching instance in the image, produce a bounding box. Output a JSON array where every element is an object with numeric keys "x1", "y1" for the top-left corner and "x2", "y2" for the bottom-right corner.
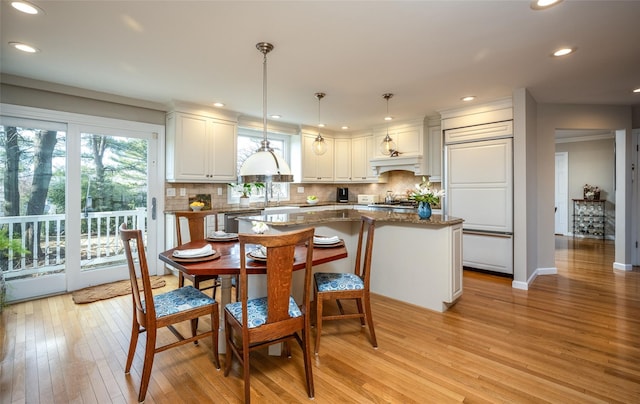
[{"x1": 1, "y1": 0, "x2": 639, "y2": 132}]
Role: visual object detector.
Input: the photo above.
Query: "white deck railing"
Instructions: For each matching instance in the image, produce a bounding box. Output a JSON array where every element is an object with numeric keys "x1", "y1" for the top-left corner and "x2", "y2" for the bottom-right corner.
[{"x1": 1, "y1": 209, "x2": 146, "y2": 280}]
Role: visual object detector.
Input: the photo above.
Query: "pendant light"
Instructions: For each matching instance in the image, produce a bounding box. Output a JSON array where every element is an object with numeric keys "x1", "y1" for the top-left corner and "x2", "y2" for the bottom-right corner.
[
  {"x1": 379, "y1": 93, "x2": 397, "y2": 156},
  {"x1": 312, "y1": 92, "x2": 327, "y2": 155},
  {"x1": 239, "y1": 42, "x2": 294, "y2": 184}
]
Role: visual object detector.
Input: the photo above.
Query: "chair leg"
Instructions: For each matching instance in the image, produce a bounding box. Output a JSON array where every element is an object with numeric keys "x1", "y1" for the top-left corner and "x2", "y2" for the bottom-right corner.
[
  {"x1": 190, "y1": 318, "x2": 199, "y2": 345},
  {"x1": 178, "y1": 271, "x2": 185, "y2": 288},
  {"x1": 209, "y1": 305, "x2": 220, "y2": 369},
  {"x1": 314, "y1": 294, "x2": 323, "y2": 355},
  {"x1": 223, "y1": 312, "x2": 233, "y2": 376},
  {"x1": 243, "y1": 337, "x2": 251, "y2": 404},
  {"x1": 125, "y1": 318, "x2": 140, "y2": 374},
  {"x1": 302, "y1": 318, "x2": 315, "y2": 398},
  {"x1": 356, "y1": 298, "x2": 366, "y2": 326},
  {"x1": 138, "y1": 327, "x2": 157, "y2": 403},
  {"x1": 363, "y1": 293, "x2": 378, "y2": 348}
]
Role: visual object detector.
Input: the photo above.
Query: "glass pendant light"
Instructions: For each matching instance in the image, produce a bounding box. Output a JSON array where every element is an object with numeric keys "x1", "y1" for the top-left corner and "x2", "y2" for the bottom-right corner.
[
  {"x1": 312, "y1": 92, "x2": 327, "y2": 156},
  {"x1": 239, "y1": 42, "x2": 294, "y2": 184},
  {"x1": 379, "y1": 93, "x2": 397, "y2": 156}
]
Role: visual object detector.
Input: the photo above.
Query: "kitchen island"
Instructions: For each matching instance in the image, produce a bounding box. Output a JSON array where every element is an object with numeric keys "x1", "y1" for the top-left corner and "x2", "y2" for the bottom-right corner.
[{"x1": 238, "y1": 209, "x2": 464, "y2": 313}]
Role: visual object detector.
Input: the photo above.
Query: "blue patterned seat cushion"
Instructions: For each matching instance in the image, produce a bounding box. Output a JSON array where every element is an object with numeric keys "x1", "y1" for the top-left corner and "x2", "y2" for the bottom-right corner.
[
  {"x1": 148, "y1": 285, "x2": 215, "y2": 318},
  {"x1": 225, "y1": 296, "x2": 302, "y2": 328},
  {"x1": 314, "y1": 272, "x2": 364, "y2": 292}
]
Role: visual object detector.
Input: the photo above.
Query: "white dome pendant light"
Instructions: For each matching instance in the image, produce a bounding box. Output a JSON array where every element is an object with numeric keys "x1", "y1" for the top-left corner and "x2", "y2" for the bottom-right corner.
[
  {"x1": 312, "y1": 92, "x2": 327, "y2": 156},
  {"x1": 239, "y1": 42, "x2": 294, "y2": 184},
  {"x1": 379, "y1": 93, "x2": 397, "y2": 156}
]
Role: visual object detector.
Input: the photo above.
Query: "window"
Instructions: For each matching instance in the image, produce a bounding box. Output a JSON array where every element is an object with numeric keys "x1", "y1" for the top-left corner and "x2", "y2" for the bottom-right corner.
[{"x1": 230, "y1": 127, "x2": 291, "y2": 204}]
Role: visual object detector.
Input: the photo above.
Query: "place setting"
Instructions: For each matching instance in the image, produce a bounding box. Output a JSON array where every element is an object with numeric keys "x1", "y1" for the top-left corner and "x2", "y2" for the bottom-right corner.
[
  {"x1": 311, "y1": 235, "x2": 344, "y2": 248},
  {"x1": 206, "y1": 230, "x2": 239, "y2": 242},
  {"x1": 172, "y1": 243, "x2": 220, "y2": 262},
  {"x1": 246, "y1": 245, "x2": 268, "y2": 262}
]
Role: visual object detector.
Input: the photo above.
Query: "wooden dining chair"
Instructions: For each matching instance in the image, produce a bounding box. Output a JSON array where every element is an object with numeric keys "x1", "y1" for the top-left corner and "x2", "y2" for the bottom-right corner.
[
  {"x1": 119, "y1": 223, "x2": 220, "y2": 403},
  {"x1": 313, "y1": 215, "x2": 377, "y2": 354},
  {"x1": 224, "y1": 227, "x2": 315, "y2": 403},
  {"x1": 175, "y1": 210, "x2": 221, "y2": 295}
]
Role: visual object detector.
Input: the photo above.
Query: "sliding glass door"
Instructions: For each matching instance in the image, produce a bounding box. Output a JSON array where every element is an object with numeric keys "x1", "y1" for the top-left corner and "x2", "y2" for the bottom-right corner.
[{"x1": 1, "y1": 106, "x2": 164, "y2": 301}]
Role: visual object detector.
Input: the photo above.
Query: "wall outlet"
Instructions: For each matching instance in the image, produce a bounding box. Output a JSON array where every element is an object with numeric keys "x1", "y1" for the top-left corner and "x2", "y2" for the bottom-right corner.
[
  {"x1": 217, "y1": 187, "x2": 223, "y2": 196},
  {"x1": 297, "y1": 187, "x2": 305, "y2": 193},
  {"x1": 179, "y1": 188, "x2": 186, "y2": 196},
  {"x1": 166, "y1": 188, "x2": 176, "y2": 197}
]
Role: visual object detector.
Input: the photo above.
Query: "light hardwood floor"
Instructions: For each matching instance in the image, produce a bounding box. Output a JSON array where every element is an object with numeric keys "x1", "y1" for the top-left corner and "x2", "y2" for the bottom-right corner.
[{"x1": 1, "y1": 236, "x2": 639, "y2": 403}]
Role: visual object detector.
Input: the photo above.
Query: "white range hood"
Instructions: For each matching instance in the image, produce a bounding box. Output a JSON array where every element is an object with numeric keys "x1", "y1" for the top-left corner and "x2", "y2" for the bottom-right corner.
[{"x1": 370, "y1": 155, "x2": 426, "y2": 176}]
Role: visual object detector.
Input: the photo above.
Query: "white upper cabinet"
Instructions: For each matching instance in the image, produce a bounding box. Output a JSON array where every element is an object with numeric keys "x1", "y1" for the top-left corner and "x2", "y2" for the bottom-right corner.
[
  {"x1": 333, "y1": 137, "x2": 351, "y2": 182},
  {"x1": 334, "y1": 134, "x2": 385, "y2": 183},
  {"x1": 301, "y1": 132, "x2": 334, "y2": 182},
  {"x1": 166, "y1": 111, "x2": 237, "y2": 182},
  {"x1": 372, "y1": 119, "x2": 425, "y2": 159}
]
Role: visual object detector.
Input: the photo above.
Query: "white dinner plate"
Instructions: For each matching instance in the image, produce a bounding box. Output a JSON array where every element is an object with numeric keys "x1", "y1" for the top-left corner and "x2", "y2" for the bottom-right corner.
[{"x1": 206, "y1": 232, "x2": 239, "y2": 241}]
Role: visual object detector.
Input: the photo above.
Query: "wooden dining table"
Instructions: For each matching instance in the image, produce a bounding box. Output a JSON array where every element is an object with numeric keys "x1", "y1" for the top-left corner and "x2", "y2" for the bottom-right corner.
[{"x1": 159, "y1": 237, "x2": 348, "y2": 353}]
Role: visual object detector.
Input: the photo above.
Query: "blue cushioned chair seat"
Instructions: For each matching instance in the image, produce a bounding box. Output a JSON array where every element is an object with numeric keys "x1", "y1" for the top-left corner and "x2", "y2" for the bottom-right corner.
[
  {"x1": 148, "y1": 285, "x2": 215, "y2": 318},
  {"x1": 315, "y1": 272, "x2": 364, "y2": 292},
  {"x1": 226, "y1": 296, "x2": 301, "y2": 328}
]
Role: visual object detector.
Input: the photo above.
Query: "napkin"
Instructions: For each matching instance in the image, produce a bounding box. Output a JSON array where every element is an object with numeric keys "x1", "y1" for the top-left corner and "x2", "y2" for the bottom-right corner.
[
  {"x1": 252, "y1": 245, "x2": 268, "y2": 258},
  {"x1": 211, "y1": 231, "x2": 228, "y2": 237},
  {"x1": 173, "y1": 244, "x2": 213, "y2": 258},
  {"x1": 314, "y1": 235, "x2": 340, "y2": 244}
]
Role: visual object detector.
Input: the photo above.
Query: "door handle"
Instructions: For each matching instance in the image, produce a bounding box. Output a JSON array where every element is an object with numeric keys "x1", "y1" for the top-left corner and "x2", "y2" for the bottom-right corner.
[{"x1": 151, "y1": 197, "x2": 157, "y2": 220}]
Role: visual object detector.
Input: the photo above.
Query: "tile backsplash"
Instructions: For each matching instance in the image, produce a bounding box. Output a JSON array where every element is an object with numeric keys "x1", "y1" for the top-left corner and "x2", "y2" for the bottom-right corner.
[{"x1": 164, "y1": 171, "x2": 442, "y2": 211}]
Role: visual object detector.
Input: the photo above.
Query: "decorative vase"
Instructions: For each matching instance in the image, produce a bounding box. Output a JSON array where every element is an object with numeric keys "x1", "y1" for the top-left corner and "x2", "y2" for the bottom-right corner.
[{"x1": 417, "y1": 201, "x2": 432, "y2": 219}]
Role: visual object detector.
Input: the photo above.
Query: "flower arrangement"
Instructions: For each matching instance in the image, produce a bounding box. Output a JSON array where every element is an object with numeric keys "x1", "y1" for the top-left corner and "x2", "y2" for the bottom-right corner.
[
  {"x1": 583, "y1": 184, "x2": 600, "y2": 200},
  {"x1": 251, "y1": 221, "x2": 269, "y2": 234},
  {"x1": 189, "y1": 201, "x2": 205, "y2": 208},
  {"x1": 408, "y1": 177, "x2": 445, "y2": 205}
]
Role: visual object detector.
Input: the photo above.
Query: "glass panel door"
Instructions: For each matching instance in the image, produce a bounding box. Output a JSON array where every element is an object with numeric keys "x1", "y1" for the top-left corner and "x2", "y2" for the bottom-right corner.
[
  {"x1": 0, "y1": 117, "x2": 68, "y2": 300},
  {"x1": 66, "y1": 125, "x2": 160, "y2": 291}
]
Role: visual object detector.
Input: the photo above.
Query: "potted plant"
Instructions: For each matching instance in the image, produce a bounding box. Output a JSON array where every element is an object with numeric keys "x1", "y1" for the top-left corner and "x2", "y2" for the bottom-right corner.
[
  {"x1": 229, "y1": 182, "x2": 265, "y2": 208},
  {"x1": 0, "y1": 228, "x2": 29, "y2": 313}
]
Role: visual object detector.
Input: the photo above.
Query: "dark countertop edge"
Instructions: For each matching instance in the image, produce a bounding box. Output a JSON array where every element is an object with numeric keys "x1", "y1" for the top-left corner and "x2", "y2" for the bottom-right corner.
[{"x1": 237, "y1": 209, "x2": 464, "y2": 228}]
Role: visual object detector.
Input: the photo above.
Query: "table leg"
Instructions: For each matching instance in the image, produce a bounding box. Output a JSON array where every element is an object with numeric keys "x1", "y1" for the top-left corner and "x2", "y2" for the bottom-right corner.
[{"x1": 218, "y1": 274, "x2": 233, "y2": 354}]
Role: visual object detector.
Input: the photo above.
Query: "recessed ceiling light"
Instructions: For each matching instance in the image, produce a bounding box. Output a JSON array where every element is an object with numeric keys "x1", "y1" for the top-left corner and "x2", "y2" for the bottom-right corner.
[
  {"x1": 633, "y1": 88, "x2": 640, "y2": 93},
  {"x1": 213, "y1": 102, "x2": 224, "y2": 107},
  {"x1": 552, "y1": 47, "x2": 576, "y2": 57},
  {"x1": 9, "y1": 41, "x2": 39, "y2": 53},
  {"x1": 11, "y1": 1, "x2": 43, "y2": 15},
  {"x1": 461, "y1": 96, "x2": 476, "y2": 102},
  {"x1": 270, "y1": 114, "x2": 281, "y2": 119},
  {"x1": 341, "y1": 126, "x2": 349, "y2": 130},
  {"x1": 384, "y1": 116, "x2": 393, "y2": 121},
  {"x1": 530, "y1": 0, "x2": 563, "y2": 10},
  {"x1": 318, "y1": 123, "x2": 325, "y2": 128}
]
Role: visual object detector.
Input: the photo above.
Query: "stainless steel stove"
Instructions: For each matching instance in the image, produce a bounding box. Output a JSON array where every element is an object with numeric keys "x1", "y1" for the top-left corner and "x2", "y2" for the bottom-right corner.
[{"x1": 367, "y1": 200, "x2": 418, "y2": 213}]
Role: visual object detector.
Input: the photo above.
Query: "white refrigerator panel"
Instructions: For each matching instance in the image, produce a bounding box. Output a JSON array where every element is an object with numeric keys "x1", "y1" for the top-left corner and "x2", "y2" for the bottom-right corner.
[
  {"x1": 463, "y1": 233, "x2": 513, "y2": 274},
  {"x1": 446, "y1": 138, "x2": 513, "y2": 233}
]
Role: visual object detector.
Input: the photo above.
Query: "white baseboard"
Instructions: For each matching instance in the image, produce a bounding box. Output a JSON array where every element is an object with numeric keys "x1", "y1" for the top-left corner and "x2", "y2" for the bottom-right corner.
[
  {"x1": 613, "y1": 262, "x2": 633, "y2": 271},
  {"x1": 512, "y1": 266, "x2": 557, "y2": 290}
]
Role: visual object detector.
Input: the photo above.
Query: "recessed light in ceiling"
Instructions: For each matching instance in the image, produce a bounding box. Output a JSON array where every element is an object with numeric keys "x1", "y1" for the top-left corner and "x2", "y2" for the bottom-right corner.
[
  {"x1": 11, "y1": 1, "x2": 43, "y2": 15},
  {"x1": 633, "y1": 88, "x2": 640, "y2": 93},
  {"x1": 213, "y1": 102, "x2": 224, "y2": 107},
  {"x1": 341, "y1": 126, "x2": 349, "y2": 130},
  {"x1": 552, "y1": 47, "x2": 576, "y2": 57},
  {"x1": 384, "y1": 116, "x2": 393, "y2": 121},
  {"x1": 461, "y1": 96, "x2": 476, "y2": 102},
  {"x1": 318, "y1": 123, "x2": 325, "y2": 128},
  {"x1": 530, "y1": 0, "x2": 563, "y2": 10},
  {"x1": 270, "y1": 114, "x2": 281, "y2": 119},
  {"x1": 9, "y1": 41, "x2": 39, "y2": 53}
]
